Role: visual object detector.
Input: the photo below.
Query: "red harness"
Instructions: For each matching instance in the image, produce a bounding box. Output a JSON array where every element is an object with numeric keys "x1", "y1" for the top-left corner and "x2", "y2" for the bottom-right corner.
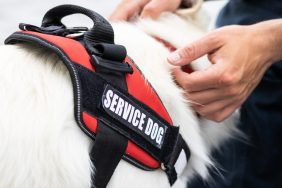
[
  {"x1": 11, "y1": 30, "x2": 172, "y2": 168},
  {"x1": 5, "y1": 5, "x2": 191, "y2": 187}
]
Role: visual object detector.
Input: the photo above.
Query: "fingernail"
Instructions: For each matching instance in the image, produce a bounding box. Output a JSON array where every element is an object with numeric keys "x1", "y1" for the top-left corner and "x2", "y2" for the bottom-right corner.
[{"x1": 168, "y1": 52, "x2": 181, "y2": 64}]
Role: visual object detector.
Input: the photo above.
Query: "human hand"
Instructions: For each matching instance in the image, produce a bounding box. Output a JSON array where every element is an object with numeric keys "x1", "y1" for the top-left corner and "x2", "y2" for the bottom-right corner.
[
  {"x1": 168, "y1": 21, "x2": 282, "y2": 122},
  {"x1": 109, "y1": 0, "x2": 182, "y2": 21}
]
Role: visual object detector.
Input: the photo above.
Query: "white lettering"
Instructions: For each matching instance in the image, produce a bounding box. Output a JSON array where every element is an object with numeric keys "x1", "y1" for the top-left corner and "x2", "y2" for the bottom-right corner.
[
  {"x1": 122, "y1": 102, "x2": 131, "y2": 120},
  {"x1": 138, "y1": 113, "x2": 146, "y2": 131},
  {"x1": 132, "y1": 109, "x2": 141, "y2": 127},
  {"x1": 103, "y1": 89, "x2": 113, "y2": 108},
  {"x1": 109, "y1": 94, "x2": 119, "y2": 112},
  {"x1": 151, "y1": 123, "x2": 159, "y2": 140},
  {"x1": 145, "y1": 118, "x2": 153, "y2": 135},
  {"x1": 128, "y1": 105, "x2": 135, "y2": 123},
  {"x1": 156, "y1": 127, "x2": 164, "y2": 145},
  {"x1": 104, "y1": 88, "x2": 166, "y2": 147},
  {"x1": 115, "y1": 97, "x2": 124, "y2": 116}
]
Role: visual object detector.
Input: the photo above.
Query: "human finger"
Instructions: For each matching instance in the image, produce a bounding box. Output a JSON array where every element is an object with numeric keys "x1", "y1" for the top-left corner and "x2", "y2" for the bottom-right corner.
[
  {"x1": 109, "y1": 9, "x2": 133, "y2": 21},
  {"x1": 172, "y1": 63, "x2": 224, "y2": 92},
  {"x1": 140, "y1": 0, "x2": 168, "y2": 19},
  {"x1": 187, "y1": 85, "x2": 241, "y2": 105},
  {"x1": 109, "y1": 0, "x2": 147, "y2": 21},
  {"x1": 204, "y1": 102, "x2": 242, "y2": 122},
  {"x1": 168, "y1": 32, "x2": 222, "y2": 66},
  {"x1": 193, "y1": 97, "x2": 238, "y2": 117}
]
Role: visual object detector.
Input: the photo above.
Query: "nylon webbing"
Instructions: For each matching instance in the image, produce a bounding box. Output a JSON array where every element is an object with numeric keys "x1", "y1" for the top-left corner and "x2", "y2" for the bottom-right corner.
[
  {"x1": 164, "y1": 135, "x2": 190, "y2": 185},
  {"x1": 90, "y1": 120, "x2": 127, "y2": 188},
  {"x1": 41, "y1": 4, "x2": 114, "y2": 44},
  {"x1": 89, "y1": 47, "x2": 129, "y2": 187}
]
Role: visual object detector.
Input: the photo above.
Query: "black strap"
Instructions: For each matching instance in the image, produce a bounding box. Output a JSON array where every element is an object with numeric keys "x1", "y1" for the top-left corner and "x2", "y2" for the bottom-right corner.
[
  {"x1": 89, "y1": 36, "x2": 130, "y2": 187},
  {"x1": 164, "y1": 135, "x2": 190, "y2": 185},
  {"x1": 89, "y1": 88, "x2": 128, "y2": 187},
  {"x1": 41, "y1": 4, "x2": 126, "y2": 69},
  {"x1": 41, "y1": 4, "x2": 114, "y2": 44},
  {"x1": 90, "y1": 120, "x2": 127, "y2": 188}
]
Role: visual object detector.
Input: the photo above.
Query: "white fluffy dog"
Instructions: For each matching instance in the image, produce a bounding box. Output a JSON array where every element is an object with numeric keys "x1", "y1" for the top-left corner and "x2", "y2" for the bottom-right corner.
[{"x1": 0, "y1": 5, "x2": 237, "y2": 188}]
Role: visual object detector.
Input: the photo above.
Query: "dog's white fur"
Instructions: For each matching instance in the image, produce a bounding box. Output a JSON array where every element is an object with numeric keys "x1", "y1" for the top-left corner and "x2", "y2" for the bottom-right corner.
[{"x1": 0, "y1": 12, "x2": 236, "y2": 188}]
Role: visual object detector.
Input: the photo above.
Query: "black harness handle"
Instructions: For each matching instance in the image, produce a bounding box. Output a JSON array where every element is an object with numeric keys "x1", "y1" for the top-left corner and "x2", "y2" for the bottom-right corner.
[
  {"x1": 39, "y1": 4, "x2": 132, "y2": 73},
  {"x1": 41, "y1": 4, "x2": 114, "y2": 44}
]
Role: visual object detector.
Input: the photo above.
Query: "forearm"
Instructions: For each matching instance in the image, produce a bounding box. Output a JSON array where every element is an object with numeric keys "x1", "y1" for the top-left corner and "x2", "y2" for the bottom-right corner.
[{"x1": 253, "y1": 19, "x2": 282, "y2": 64}]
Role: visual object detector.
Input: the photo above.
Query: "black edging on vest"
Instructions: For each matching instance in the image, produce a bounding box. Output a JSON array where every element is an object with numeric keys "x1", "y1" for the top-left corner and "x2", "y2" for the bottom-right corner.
[{"x1": 5, "y1": 5, "x2": 191, "y2": 187}]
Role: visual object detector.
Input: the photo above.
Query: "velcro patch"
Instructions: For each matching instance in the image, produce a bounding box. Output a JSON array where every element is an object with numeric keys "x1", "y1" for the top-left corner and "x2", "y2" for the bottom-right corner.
[{"x1": 101, "y1": 84, "x2": 168, "y2": 149}]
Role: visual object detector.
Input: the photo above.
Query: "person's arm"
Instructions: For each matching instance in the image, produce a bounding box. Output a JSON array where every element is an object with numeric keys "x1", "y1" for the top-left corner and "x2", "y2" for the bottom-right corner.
[
  {"x1": 168, "y1": 19, "x2": 282, "y2": 122},
  {"x1": 262, "y1": 19, "x2": 282, "y2": 62}
]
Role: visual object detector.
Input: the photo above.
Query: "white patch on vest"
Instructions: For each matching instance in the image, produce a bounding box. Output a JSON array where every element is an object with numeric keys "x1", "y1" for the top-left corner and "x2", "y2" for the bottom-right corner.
[{"x1": 102, "y1": 88, "x2": 166, "y2": 147}]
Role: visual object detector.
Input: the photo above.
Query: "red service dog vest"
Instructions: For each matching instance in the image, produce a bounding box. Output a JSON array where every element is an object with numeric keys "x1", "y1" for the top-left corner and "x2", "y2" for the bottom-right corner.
[{"x1": 5, "y1": 5, "x2": 190, "y2": 187}]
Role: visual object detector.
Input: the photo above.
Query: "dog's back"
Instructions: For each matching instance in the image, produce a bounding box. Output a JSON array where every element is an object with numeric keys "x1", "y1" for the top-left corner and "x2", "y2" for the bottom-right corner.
[
  {"x1": 0, "y1": 44, "x2": 93, "y2": 187},
  {"x1": 0, "y1": 13, "x2": 236, "y2": 188}
]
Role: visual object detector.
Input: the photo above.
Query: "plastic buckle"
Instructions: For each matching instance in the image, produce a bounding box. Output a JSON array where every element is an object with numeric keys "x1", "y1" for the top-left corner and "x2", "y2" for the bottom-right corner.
[
  {"x1": 91, "y1": 55, "x2": 133, "y2": 74},
  {"x1": 64, "y1": 27, "x2": 88, "y2": 35},
  {"x1": 40, "y1": 26, "x2": 88, "y2": 36},
  {"x1": 40, "y1": 25, "x2": 66, "y2": 35},
  {"x1": 19, "y1": 23, "x2": 88, "y2": 36}
]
